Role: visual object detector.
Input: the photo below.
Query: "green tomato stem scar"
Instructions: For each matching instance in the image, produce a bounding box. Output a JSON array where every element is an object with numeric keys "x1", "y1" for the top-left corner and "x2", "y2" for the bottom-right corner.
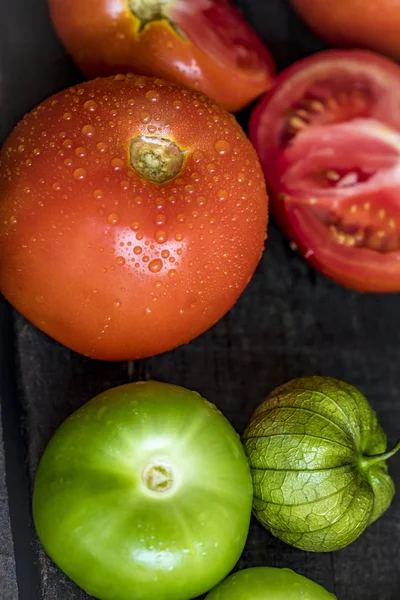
[
  {"x1": 142, "y1": 462, "x2": 174, "y2": 493},
  {"x1": 128, "y1": 0, "x2": 169, "y2": 22},
  {"x1": 130, "y1": 136, "x2": 184, "y2": 184},
  {"x1": 361, "y1": 439, "x2": 400, "y2": 469}
]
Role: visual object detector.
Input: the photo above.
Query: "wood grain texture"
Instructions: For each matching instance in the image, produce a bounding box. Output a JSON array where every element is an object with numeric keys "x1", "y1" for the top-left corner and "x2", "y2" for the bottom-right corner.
[{"x1": 1, "y1": 1, "x2": 400, "y2": 599}]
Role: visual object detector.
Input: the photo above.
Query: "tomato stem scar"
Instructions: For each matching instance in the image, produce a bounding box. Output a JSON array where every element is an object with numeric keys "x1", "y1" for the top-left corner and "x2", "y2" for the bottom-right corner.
[
  {"x1": 128, "y1": 0, "x2": 169, "y2": 22},
  {"x1": 130, "y1": 135, "x2": 183, "y2": 183},
  {"x1": 142, "y1": 462, "x2": 174, "y2": 492}
]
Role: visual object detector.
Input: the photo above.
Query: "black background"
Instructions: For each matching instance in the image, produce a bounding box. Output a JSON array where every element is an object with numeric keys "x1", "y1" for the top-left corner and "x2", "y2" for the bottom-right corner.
[{"x1": 1, "y1": 1, "x2": 400, "y2": 599}]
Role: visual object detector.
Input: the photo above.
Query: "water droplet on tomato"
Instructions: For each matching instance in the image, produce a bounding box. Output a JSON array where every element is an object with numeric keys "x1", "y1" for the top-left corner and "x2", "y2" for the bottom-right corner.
[
  {"x1": 9, "y1": 216, "x2": 17, "y2": 225},
  {"x1": 140, "y1": 111, "x2": 151, "y2": 123},
  {"x1": 111, "y1": 158, "x2": 124, "y2": 170},
  {"x1": 218, "y1": 189, "x2": 228, "y2": 201},
  {"x1": 133, "y1": 246, "x2": 142, "y2": 255},
  {"x1": 25, "y1": 158, "x2": 32, "y2": 167},
  {"x1": 63, "y1": 113, "x2": 72, "y2": 120},
  {"x1": 206, "y1": 163, "x2": 216, "y2": 173},
  {"x1": 215, "y1": 140, "x2": 231, "y2": 155},
  {"x1": 93, "y1": 189, "x2": 103, "y2": 200},
  {"x1": 148, "y1": 259, "x2": 163, "y2": 273},
  {"x1": 168, "y1": 269, "x2": 176, "y2": 278},
  {"x1": 108, "y1": 213, "x2": 120, "y2": 225},
  {"x1": 175, "y1": 233, "x2": 183, "y2": 241},
  {"x1": 82, "y1": 124, "x2": 95, "y2": 136},
  {"x1": 52, "y1": 182, "x2": 61, "y2": 191},
  {"x1": 161, "y1": 249, "x2": 170, "y2": 259},
  {"x1": 64, "y1": 158, "x2": 73, "y2": 167},
  {"x1": 35, "y1": 295, "x2": 44, "y2": 304},
  {"x1": 155, "y1": 230, "x2": 167, "y2": 243},
  {"x1": 131, "y1": 221, "x2": 140, "y2": 231},
  {"x1": 155, "y1": 213, "x2": 166, "y2": 225},
  {"x1": 173, "y1": 100, "x2": 182, "y2": 110},
  {"x1": 73, "y1": 168, "x2": 86, "y2": 180},
  {"x1": 96, "y1": 142, "x2": 108, "y2": 153},
  {"x1": 63, "y1": 139, "x2": 73, "y2": 149},
  {"x1": 18, "y1": 144, "x2": 25, "y2": 153},
  {"x1": 120, "y1": 180, "x2": 129, "y2": 190},
  {"x1": 146, "y1": 90, "x2": 160, "y2": 102},
  {"x1": 114, "y1": 74, "x2": 125, "y2": 81},
  {"x1": 147, "y1": 125, "x2": 157, "y2": 134},
  {"x1": 84, "y1": 100, "x2": 97, "y2": 111},
  {"x1": 115, "y1": 256, "x2": 125, "y2": 266},
  {"x1": 113, "y1": 299, "x2": 122, "y2": 308},
  {"x1": 75, "y1": 147, "x2": 86, "y2": 157}
]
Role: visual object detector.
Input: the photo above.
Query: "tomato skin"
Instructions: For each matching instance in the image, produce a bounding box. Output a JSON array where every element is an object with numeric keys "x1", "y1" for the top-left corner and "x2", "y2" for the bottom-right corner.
[
  {"x1": 206, "y1": 567, "x2": 335, "y2": 599},
  {"x1": 291, "y1": 0, "x2": 400, "y2": 60},
  {"x1": 250, "y1": 50, "x2": 400, "y2": 293},
  {"x1": 0, "y1": 75, "x2": 268, "y2": 360},
  {"x1": 48, "y1": 0, "x2": 275, "y2": 113},
  {"x1": 33, "y1": 381, "x2": 253, "y2": 600}
]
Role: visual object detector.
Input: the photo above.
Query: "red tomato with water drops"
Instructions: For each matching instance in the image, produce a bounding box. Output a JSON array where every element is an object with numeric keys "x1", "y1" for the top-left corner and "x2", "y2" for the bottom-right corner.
[
  {"x1": 0, "y1": 75, "x2": 268, "y2": 360},
  {"x1": 48, "y1": 0, "x2": 275, "y2": 113},
  {"x1": 250, "y1": 50, "x2": 400, "y2": 292}
]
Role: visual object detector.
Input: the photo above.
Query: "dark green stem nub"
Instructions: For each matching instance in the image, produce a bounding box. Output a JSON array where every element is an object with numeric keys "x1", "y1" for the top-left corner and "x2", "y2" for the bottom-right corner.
[
  {"x1": 130, "y1": 135, "x2": 183, "y2": 184},
  {"x1": 361, "y1": 440, "x2": 400, "y2": 469}
]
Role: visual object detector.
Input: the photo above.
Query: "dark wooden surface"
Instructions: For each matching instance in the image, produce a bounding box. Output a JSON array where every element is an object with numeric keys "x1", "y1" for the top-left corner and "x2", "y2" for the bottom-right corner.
[{"x1": 1, "y1": 1, "x2": 400, "y2": 599}]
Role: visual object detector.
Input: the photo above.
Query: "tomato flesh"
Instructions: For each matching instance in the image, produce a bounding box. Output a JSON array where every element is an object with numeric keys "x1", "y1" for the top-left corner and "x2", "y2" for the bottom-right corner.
[
  {"x1": 0, "y1": 75, "x2": 268, "y2": 360},
  {"x1": 48, "y1": 0, "x2": 275, "y2": 112},
  {"x1": 33, "y1": 381, "x2": 253, "y2": 600},
  {"x1": 250, "y1": 50, "x2": 400, "y2": 292}
]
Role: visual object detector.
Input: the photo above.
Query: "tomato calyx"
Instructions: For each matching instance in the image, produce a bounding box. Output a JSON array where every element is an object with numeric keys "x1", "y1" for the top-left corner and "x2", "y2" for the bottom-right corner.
[
  {"x1": 128, "y1": 0, "x2": 168, "y2": 22},
  {"x1": 142, "y1": 461, "x2": 175, "y2": 493},
  {"x1": 130, "y1": 135, "x2": 184, "y2": 183},
  {"x1": 128, "y1": 0, "x2": 185, "y2": 37}
]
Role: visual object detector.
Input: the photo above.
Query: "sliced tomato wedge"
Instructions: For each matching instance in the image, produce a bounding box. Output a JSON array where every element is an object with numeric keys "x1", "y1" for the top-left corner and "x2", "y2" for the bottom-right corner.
[
  {"x1": 170, "y1": 0, "x2": 275, "y2": 81},
  {"x1": 250, "y1": 50, "x2": 400, "y2": 292}
]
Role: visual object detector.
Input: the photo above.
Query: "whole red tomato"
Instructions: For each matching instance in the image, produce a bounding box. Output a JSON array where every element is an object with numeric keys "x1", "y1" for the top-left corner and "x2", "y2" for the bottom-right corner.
[
  {"x1": 250, "y1": 50, "x2": 400, "y2": 293},
  {"x1": 291, "y1": 0, "x2": 400, "y2": 60},
  {"x1": 0, "y1": 75, "x2": 268, "y2": 360},
  {"x1": 48, "y1": 0, "x2": 275, "y2": 113}
]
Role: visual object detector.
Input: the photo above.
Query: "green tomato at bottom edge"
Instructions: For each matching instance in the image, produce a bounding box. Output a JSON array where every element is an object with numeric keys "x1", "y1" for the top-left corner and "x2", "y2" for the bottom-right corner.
[
  {"x1": 33, "y1": 381, "x2": 253, "y2": 600},
  {"x1": 205, "y1": 567, "x2": 336, "y2": 599}
]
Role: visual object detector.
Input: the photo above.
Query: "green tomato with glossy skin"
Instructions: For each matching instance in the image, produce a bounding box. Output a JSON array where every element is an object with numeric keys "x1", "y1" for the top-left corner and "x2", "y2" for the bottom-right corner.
[
  {"x1": 33, "y1": 381, "x2": 253, "y2": 600},
  {"x1": 243, "y1": 376, "x2": 400, "y2": 552},
  {"x1": 206, "y1": 567, "x2": 336, "y2": 599}
]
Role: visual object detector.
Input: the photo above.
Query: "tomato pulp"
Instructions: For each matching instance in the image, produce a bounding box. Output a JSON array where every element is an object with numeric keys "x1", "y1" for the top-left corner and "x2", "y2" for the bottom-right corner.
[
  {"x1": 0, "y1": 75, "x2": 268, "y2": 360},
  {"x1": 33, "y1": 381, "x2": 253, "y2": 600},
  {"x1": 250, "y1": 50, "x2": 400, "y2": 292},
  {"x1": 48, "y1": 0, "x2": 275, "y2": 112}
]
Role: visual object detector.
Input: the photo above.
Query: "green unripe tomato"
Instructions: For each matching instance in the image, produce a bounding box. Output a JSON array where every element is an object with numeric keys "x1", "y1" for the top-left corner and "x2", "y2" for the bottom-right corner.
[
  {"x1": 243, "y1": 376, "x2": 399, "y2": 552},
  {"x1": 205, "y1": 567, "x2": 335, "y2": 599},
  {"x1": 33, "y1": 381, "x2": 253, "y2": 600}
]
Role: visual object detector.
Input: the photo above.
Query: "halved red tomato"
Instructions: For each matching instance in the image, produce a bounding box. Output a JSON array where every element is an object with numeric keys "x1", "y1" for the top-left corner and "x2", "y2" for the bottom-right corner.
[{"x1": 250, "y1": 50, "x2": 400, "y2": 292}]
